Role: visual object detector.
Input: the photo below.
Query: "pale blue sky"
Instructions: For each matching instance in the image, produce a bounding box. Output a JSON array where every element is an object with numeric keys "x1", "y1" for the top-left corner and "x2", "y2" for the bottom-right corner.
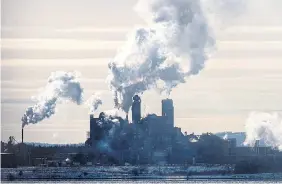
[{"x1": 1, "y1": 0, "x2": 282, "y2": 144}]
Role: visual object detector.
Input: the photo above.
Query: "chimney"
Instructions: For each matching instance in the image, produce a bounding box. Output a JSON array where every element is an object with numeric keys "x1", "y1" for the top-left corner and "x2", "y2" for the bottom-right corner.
[
  {"x1": 22, "y1": 128, "x2": 24, "y2": 143},
  {"x1": 255, "y1": 140, "x2": 260, "y2": 155},
  {"x1": 132, "y1": 95, "x2": 141, "y2": 123},
  {"x1": 126, "y1": 113, "x2": 129, "y2": 122}
]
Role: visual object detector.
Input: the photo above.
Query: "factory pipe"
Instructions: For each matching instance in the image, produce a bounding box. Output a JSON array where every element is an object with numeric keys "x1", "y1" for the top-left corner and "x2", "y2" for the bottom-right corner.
[
  {"x1": 22, "y1": 128, "x2": 24, "y2": 143},
  {"x1": 126, "y1": 113, "x2": 129, "y2": 122}
]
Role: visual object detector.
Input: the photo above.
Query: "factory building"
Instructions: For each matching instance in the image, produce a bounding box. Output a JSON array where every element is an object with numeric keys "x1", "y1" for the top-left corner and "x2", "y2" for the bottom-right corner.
[
  {"x1": 86, "y1": 112, "x2": 119, "y2": 148},
  {"x1": 221, "y1": 138, "x2": 277, "y2": 164},
  {"x1": 85, "y1": 94, "x2": 194, "y2": 164}
]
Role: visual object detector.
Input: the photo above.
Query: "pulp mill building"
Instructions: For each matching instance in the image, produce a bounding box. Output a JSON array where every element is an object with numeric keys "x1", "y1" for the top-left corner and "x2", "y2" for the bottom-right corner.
[{"x1": 86, "y1": 95, "x2": 192, "y2": 165}]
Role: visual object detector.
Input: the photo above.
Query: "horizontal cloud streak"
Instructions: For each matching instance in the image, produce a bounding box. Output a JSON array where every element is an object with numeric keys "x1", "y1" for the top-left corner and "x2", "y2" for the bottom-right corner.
[
  {"x1": 3, "y1": 26, "x2": 282, "y2": 39},
  {"x1": 1, "y1": 48, "x2": 116, "y2": 59},
  {"x1": 3, "y1": 48, "x2": 282, "y2": 60},
  {"x1": 2, "y1": 58, "x2": 282, "y2": 70},
  {"x1": 1, "y1": 58, "x2": 110, "y2": 66},
  {"x1": 2, "y1": 39, "x2": 123, "y2": 50},
  {"x1": 2, "y1": 39, "x2": 281, "y2": 51}
]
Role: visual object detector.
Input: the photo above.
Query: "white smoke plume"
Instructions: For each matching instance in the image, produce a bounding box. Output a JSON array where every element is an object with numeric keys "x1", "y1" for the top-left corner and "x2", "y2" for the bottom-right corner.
[
  {"x1": 223, "y1": 133, "x2": 229, "y2": 140},
  {"x1": 244, "y1": 112, "x2": 282, "y2": 151},
  {"x1": 21, "y1": 71, "x2": 83, "y2": 128},
  {"x1": 85, "y1": 93, "x2": 103, "y2": 114},
  {"x1": 103, "y1": 110, "x2": 122, "y2": 126},
  {"x1": 103, "y1": 109, "x2": 126, "y2": 119},
  {"x1": 107, "y1": 0, "x2": 215, "y2": 112}
]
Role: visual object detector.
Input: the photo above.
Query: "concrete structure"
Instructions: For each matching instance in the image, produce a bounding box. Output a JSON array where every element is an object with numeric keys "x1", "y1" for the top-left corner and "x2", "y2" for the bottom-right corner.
[
  {"x1": 221, "y1": 137, "x2": 277, "y2": 164},
  {"x1": 22, "y1": 128, "x2": 24, "y2": 143},
  {"x1": 162, "y1": 99, "x2": 174, "y2": 127},
  {"x1": 132, "y1": 95, "x2": 141, "y2": 124},
  {"x1": 152, "y1": 150, "x2": 168, "y2": 165},
  {"x1": 1, "y1": 153, "x2": 17, "y2": 168},
  {"x1": 88, "y1": 113, "x2": 110, "y2": 147},
  {"x1": 223, "y1": 138, "x2": 273, "y2": 158},
  {"x1": 88, "y1": 114, "x2": 98, "y2": 147},
  {"x1": 254, "y1": 140, "x2": 260, "y2": 154},
  {"x1": 226, "y1": 138, "x2": 237, "y2": 156}
]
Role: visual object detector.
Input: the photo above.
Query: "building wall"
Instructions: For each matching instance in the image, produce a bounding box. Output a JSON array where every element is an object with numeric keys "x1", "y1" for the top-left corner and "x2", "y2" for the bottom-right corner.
[
  {"x1": 152, "y1": 150, "x2": 168, "y2": 165},
  {"x1": 1, "y1": 153, "x2": 17, "y2": 168},
  {"x1": 223, "y1": 138, "x2": 237, "y2": 156}
]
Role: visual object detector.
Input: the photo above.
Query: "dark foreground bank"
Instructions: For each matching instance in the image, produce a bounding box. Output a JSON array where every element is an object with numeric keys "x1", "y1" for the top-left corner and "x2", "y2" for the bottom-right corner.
[{"x1": 2, "y1": 166, "x2": 282, "y2": 182}]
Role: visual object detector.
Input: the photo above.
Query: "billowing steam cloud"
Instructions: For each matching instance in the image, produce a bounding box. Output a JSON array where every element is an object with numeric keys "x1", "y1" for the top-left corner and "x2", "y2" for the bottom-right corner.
[
  {"x1": 21, "y1": 71, "x2": 83, "y2": 128},
  {"x1": 244, "y1": 112, "x2": 282, "y2": 151},
  {"x1": 85, "y1": 93, "x2": 103, "y2": 114},
  {"x1": 107, "y1": 0, "x2": 215, "y2": 112}
]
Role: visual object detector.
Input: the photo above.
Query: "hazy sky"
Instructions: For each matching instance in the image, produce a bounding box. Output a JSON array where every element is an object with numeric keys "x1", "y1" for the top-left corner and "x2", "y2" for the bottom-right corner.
[{"x1": 1, "y1": 0, "x2": 282, "y2": 144}]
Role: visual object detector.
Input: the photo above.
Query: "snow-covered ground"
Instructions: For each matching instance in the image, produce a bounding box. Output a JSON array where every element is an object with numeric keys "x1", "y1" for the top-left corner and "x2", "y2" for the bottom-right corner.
[{"x1": 2, "y1": 165, "x2": 282, "y2": 181}]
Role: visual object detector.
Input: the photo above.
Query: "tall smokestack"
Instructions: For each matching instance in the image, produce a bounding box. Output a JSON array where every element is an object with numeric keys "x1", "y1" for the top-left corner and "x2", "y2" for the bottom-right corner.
[
  {"x1": 162, "y1": 99, "x2": 174, "y2": 127},
  {"x1": 132, "y1": 95, "x2": 141, "y2": 124},
  {"x1": 22, "y1": 128, "x2": 24, "y2": 143},
  {"x1": 126, "y1": 113, "x2": 129, "y2": 123}
]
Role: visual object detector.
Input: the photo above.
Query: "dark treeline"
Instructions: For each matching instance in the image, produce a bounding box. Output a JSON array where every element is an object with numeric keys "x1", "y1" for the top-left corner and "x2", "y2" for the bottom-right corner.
[{"x1": 1, "y1": 136, "x2": 120, "y2": 167}]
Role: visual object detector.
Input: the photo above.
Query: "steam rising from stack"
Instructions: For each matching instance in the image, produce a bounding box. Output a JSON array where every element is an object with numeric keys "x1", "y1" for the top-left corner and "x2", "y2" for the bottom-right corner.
[
  {"x1": 21, "y1": 71, "x2": 84, "y2": 128},
  {"x1": 85, "y1": 93, "x2": 103, "y2": 114},
  {"x1": 244, "y1": 112, "x2": 282, "y2": 151},
  {"x1": 107, "y1": 0, "x2": 215, "y2": 112}
]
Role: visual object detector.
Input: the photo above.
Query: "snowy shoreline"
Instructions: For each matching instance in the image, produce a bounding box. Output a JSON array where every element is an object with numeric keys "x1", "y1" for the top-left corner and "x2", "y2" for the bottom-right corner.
[{"x1": 2, "y1": 166, "x2": 282, "y2": 181}]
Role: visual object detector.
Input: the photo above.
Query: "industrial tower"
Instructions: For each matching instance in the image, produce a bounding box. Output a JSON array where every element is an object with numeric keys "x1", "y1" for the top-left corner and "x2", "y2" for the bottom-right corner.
[
  {"x1": 132, "y1": 95, "x2": 141, "y2": 124},
  {"x1": 161, "y1": 99, "x2": 174, "y2": 127}
]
